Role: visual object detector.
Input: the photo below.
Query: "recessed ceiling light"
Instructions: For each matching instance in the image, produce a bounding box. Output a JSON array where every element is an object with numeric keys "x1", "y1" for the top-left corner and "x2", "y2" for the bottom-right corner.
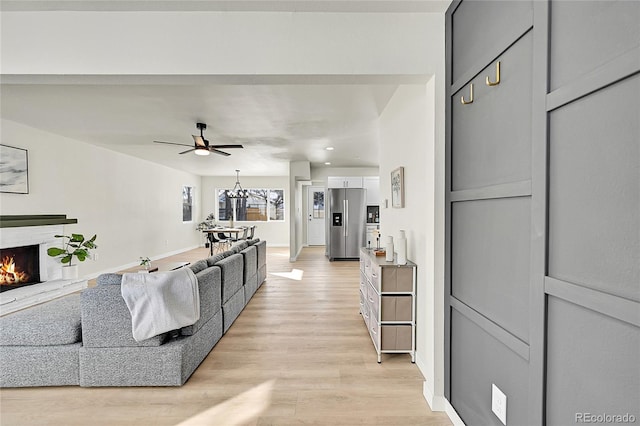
[
  {"x1": 325, "y1": 162, "x2": 331, "y2": 165},
  {"x1": 326, "y1": 147, "x2": 334, "y2": 151}
]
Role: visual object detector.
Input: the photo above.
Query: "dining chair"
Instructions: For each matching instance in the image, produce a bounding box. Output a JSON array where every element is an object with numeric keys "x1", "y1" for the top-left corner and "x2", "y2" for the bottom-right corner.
[
  {"x1": 247, "y1": 225, "x2": 256, "y2": 240},
  {"x1": 216, "y1": 232, "x2": 231, "y2": 251}
]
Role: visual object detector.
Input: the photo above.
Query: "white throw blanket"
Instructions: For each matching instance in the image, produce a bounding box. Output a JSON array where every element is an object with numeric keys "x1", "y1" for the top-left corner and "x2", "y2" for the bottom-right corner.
[{"x1": 121, "y1": 267, "x2": 200, "y2": 342}]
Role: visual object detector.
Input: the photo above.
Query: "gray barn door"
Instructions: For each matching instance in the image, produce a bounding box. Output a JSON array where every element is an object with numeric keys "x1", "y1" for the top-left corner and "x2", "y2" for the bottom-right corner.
[{"x1": 445, "y1": 1, "x2": 639, "y2": 425}]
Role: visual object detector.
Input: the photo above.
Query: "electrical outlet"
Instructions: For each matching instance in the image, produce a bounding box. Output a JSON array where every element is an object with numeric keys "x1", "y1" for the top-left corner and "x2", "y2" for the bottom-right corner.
[
  {"x1": 492, "y1": 383, "x2": 507, "y2": 425},
  {"x1": 92, "y1": 253, "x2": 99, "y2": 261}
]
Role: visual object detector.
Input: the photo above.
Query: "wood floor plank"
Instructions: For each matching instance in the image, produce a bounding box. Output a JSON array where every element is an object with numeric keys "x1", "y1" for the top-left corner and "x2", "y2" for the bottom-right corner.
[{"x1": 0, "y1": 246, "x2": 451, "y2": 426}]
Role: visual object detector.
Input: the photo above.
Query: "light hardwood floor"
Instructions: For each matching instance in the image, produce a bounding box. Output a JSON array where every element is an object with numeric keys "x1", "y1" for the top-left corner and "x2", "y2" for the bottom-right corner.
[{"x1": 0, "y1": 246, "x2": 452, "y2": 426}]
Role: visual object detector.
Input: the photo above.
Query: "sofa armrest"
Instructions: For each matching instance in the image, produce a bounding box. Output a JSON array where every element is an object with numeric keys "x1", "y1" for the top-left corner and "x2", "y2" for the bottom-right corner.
[{"x1": 81, "y1": 285, "x2": 167, "y2": 348}]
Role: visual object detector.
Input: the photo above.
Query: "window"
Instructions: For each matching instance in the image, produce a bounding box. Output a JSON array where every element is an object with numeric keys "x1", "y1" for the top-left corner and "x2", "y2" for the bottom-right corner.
[
  {"x1": 218, "y1": 188, "x2": 285, "y2": 222},
  {"x1": 312, "y1": 191, "x2": 325, "y2": 219},
  {"x1": 182, "y1": 186, "x2": 194, "y2": 222}
]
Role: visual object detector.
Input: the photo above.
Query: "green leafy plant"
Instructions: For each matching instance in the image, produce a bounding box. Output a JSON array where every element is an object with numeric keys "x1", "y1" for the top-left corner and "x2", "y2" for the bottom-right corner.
[{"x1": 47, "y1": 234, "x2": 98, "y2": 266}]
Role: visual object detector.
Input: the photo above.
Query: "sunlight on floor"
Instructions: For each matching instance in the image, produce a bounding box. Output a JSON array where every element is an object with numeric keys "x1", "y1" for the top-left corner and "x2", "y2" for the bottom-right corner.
[
  {"x1": 269, "y1": 269, "x2": 304, "y2": 280},
  {"x1": 175, "y1": 380, "x2": 275, "y2": 426}
]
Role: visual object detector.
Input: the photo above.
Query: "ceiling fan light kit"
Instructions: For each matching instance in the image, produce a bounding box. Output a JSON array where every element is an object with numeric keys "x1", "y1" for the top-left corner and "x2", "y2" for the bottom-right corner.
[
  {"x1": 153, "y1": 122, "x2": 243, "y2": 156},
  {"x1": 194, "y1": 147, "x2": 210, "y2": 156}
]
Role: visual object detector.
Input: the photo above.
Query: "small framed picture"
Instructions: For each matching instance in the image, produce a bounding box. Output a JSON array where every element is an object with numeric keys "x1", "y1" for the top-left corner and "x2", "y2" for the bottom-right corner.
[
  {"x1": 0, "y1": 144, "x2": 29, "y2": 194},
  {"x1": 391, "y1": 167, "x2": 404, "y2": 208}
]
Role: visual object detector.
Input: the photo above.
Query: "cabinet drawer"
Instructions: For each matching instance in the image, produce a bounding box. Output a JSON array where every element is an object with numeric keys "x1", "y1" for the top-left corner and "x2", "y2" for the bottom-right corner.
[
  {"x1": 359, "y1": 271, "x2": 367, "y2": 295},
  {"x1": 380, "y1": 325, "x2": 413, "y2": 351},
  {"x1": 369, "y1": 322, "x2": 381, "y2": 350},
  {"x1": 380, "y1": 267, "x2": 413, "y2": 292},
  {"x1": 362, "y1": 298, "x2": 371, "y2": 330},
  {"x1": 370, "y1": 265, "x2": 380, "y2": 291},
  {"x1": 367, "y1": 282, "x2": 379, "y2": 317},
  {"x1": 381, "y1": 296, "x2": 413, "y2": 322}
]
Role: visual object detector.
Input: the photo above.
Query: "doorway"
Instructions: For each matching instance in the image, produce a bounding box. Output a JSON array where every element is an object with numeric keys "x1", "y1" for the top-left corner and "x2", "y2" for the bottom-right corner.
[{"x1": 307, "y1": 186, "x2": 325, "y2": 246}]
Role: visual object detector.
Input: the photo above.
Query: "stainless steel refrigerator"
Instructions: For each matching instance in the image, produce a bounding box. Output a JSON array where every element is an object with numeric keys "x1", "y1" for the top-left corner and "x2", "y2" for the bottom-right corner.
[{"x1": 327, "y1": 188, "x2": 366, "y2": 260}]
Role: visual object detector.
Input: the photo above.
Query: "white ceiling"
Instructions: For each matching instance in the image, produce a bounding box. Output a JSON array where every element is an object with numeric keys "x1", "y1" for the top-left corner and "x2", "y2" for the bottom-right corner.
[
  {"x1": 1, "y1": 80, "x2": 404, "y2": 176},
  {"x1": 0, "y1": 0, "x2": 448, "y2": 177}
]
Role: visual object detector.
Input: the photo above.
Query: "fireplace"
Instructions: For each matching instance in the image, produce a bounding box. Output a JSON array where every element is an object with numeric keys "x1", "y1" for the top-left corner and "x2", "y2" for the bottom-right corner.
[
  {"x1": 0, "y1": 244, "x2": 42, "y2": 293},
  {"x1": 0, "y1": 218, "x2": 87, "y2": 316}
]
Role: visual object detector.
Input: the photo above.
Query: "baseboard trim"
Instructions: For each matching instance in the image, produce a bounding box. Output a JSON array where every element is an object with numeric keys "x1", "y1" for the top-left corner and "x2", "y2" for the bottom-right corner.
[
  {"x1": 444, "y1": 399, "x2": 466, "y2": 426},
  {"x1": 422, "y1": 381, "x2": 465, "y2": 426}
]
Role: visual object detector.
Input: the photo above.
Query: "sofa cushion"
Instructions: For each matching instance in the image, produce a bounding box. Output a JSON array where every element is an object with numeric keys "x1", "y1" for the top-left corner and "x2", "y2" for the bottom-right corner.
[
  {"x1": 206, "y1": 252, "x2": 229, "y2": 267},
  {"x1": 181, "y1": 265, "x2": 222, "y2": 336},
  {"x1": 189, "y1": 259, "x2": 209, "y2": 274},
  {"x1": 216, "y1": 253, "x2": 244, "y2": 304},
  {"x1": 0, "y1": 294, "x2": 82, "y2": 346},
  {"x1": 97, "y1": 273, "x2": 123, "y2": 286},
  {"x1": 246, "y1": 238, "x2": 260, "y2": 246},
  {"x1": 81, "y1": 286, "x2": 167, "y2": 347},
  {"x1": 240, "y1": 245, "x2": 257, "y2": 284},
  {"x1": 230, "y1": 241, "x2": 249, "y2": 253}
]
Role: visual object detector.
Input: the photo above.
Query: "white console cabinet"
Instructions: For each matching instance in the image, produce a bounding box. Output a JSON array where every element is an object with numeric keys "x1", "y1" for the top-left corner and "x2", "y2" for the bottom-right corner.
[{"x1": 359, "y1": 248, "x2": 416, "y2": 363}]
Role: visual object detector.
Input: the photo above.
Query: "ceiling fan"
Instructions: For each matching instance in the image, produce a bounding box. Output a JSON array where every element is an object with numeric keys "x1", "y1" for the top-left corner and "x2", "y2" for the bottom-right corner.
[{"x1": 153, "y1": 123, "x2": 243, "y2": 156}]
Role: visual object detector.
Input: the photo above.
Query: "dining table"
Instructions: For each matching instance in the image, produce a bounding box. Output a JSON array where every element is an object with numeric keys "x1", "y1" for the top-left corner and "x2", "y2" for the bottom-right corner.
[{"x1": 202, "y1": 228, "x2": 245, "y2": 255}]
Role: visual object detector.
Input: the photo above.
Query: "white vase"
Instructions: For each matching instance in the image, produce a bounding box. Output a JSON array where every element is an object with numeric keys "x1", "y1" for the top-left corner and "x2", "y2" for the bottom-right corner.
[
  {"x1": 385, "y1": 236, "x2": 394, "y2": 262},
  {"x1": 397, "y1": 230, "x2": 407, "y2": 265},
  {"x1": 62, "y1": 264, "x2": 78, "y2": 280}
]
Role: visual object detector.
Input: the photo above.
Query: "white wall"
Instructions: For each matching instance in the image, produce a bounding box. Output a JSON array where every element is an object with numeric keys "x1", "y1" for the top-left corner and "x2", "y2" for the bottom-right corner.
[
  {"x1": 379, "y1": 79, "x2": 445, "y2": 409},
  {"x1": 0, "y1": 119, "x2": 202, "y2": 278},
  {"x1": 200, "y1": 175, "x2": 289, "y2": 247},
  {"x1": 289, "y1": 161, "x2": 311, "y2": 261},
  {"x1": 1, "y1": 11, "x2": 439, "y2": 76}
]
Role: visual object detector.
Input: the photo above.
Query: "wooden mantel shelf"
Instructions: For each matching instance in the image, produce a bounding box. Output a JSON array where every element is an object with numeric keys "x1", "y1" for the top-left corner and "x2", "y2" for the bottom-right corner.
[{"x1": 0, "y1": 215, "x2": 78, "y2": 228}]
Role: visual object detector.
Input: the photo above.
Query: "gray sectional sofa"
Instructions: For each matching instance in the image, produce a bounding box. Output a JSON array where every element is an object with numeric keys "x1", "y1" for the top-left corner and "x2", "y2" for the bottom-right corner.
[{"x1": 0, "y1": 239, "x2": 267, "y2": 388}]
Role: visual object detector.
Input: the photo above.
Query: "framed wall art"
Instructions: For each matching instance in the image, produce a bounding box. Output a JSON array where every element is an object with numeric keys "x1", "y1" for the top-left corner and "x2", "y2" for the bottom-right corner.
[
  {"x1": 0, "y1": 144, "x2": 29, "y2": 194},
  {"x1": 391, "y1": 167, "x2": 404, "y2": 208}
]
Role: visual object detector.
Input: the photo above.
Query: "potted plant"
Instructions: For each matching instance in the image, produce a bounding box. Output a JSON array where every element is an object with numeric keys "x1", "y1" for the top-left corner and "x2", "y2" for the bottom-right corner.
[
  {"x1": 139, "y1": 256, "x2": 152, "y2": 270},
  {"x1": 47, "y1": 233, "x2": 98, "y2": 279}
]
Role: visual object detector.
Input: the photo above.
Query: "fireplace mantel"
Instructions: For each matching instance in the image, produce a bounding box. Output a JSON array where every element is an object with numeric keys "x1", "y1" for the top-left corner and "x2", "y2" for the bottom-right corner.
[{"x1": 0, "y1": 215, "x2": 78, "y2": 229}]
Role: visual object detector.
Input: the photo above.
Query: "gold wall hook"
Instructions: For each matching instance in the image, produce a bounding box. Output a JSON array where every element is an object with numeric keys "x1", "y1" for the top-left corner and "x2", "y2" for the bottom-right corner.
[
  {"x1": 486, "y1": 61, "x2": 501, "y2": 86},
  {"x1": 461, "y1": 83, "x2": 474, "y2": 105}
]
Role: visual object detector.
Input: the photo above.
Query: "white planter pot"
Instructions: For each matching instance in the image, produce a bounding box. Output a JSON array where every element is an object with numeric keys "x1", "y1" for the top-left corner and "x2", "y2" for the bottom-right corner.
[{"x1": 62, "y1": 265, "x2": 79, "y2": 280}]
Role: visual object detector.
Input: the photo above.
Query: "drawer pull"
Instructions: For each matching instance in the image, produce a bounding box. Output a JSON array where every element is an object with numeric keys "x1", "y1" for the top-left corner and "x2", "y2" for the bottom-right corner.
[
  {"x1": 371, "y1": 327, "x2": 378, "y2": 335},
  {"x1": 486, "y1": 61, "x2": 501, "y2": 86},
  {"x1": 461, "y1": 83, "x2": 474, "y2": 104}
]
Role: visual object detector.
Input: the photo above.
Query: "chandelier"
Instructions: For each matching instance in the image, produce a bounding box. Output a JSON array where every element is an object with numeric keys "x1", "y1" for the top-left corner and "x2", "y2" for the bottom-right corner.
[{"x1": 226, "y1": 170, "x2": 249, "y2": 199}]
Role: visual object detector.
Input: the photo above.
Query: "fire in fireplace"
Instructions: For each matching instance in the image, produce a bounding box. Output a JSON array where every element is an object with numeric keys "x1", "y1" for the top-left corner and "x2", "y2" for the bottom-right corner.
[{"x1": 0, "y1": 244, "x2": 41, "y2": 292}]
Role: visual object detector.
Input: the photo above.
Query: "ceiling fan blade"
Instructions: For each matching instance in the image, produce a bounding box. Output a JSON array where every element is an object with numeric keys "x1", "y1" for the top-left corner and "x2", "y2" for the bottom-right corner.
[
  {"x1": 210, "y1": 144, "x2": 244, "y2": 149},
  {"x1": 179, "y1": 148, "x2": 196, "y2": 154},
  {"x1": 192, "y1": 135, "x2": 207, "y2": 147},
  {"x1": 154, "y1": 140, "x2": 192, "y2": 147},
  {"x1": 209, "y1": 148, "x2": 231, "y2": 157}
]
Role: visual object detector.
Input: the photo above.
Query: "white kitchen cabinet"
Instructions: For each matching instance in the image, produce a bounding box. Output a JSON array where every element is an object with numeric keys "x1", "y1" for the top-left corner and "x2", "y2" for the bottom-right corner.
[{"x1": 327, "y1": 176, "x2": 363, "y2": 188}]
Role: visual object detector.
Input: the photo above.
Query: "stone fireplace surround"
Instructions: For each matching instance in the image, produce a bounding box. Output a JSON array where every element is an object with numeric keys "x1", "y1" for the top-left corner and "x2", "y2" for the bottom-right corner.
[{"x1": 0, "y1": 218, "x2": 87, "y2": 316}]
